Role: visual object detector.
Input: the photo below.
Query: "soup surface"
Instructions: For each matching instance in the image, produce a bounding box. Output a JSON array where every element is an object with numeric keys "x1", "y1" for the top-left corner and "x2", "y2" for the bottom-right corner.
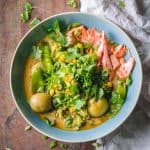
[{"x1": 24, "y1": 21, "x2": 135, "y2": 131}]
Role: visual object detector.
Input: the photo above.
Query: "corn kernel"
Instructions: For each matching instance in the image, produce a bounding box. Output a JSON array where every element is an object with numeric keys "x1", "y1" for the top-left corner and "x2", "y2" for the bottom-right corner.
[
  {"x1": 50, "y1": 89, "x2": 54, "y2": 96},
  {"x1": 65, "y1": 89, "x2": 72, "y2": 95},
  {"x1": 59, "y1": 54, "x2": 65, "y2": 62},
  {"x1": 53, "y1": 84, "x2": 58, "y2": 89},
  {"x1": 107, "y1": 82, "x2": 113, "y2": 87},
  {"x1": 72, "y1": 59, "x2": 77, "y2": 64},
  {"x1": 76, "y1": 43, "x2": 83, "y2": 49},
  {"x1": 69, "y1": 107, "x2": 74, "y2": 113}
]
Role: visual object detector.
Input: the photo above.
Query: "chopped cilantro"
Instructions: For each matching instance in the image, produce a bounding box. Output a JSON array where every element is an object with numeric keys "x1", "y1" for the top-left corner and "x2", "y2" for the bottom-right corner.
[
  {"x1": 49, "y1": 141, "x2": 57, "y2": 149},
  {"x1": 31, "y1": 46, "x2": 42, "y2": 59},
  {"x1": 29, "y1": 18, "x2": 41, "y2": 28},
  {"x1": 119, "y1": 0, "x2": 126, "y2": 8},
  {"x1": 66, "y1": 0, "x2": 78, "y2": 8},
  {"x1": 91, "y1": 142, "x2": 101, "y2": 148},
  {"x1": 21, "y1": 1, "x2": 33, "y2": 23},
  {"x1": 60, "y1": 143, "x2": 68, "y2": 149},
  {"x1": 44, "y1": 118, "x2": 55, "y2": 126}
]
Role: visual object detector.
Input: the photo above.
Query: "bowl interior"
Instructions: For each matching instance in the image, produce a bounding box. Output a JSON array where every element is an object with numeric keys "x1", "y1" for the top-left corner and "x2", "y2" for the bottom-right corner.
[{"x1": 11, "y1": 12, "x2": 142, "y2": 142}]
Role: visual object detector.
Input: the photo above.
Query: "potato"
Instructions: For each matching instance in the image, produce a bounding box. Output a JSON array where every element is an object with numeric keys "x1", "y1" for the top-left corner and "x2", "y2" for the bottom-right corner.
[
  {"x1": 88, "y1": 98, "x2": 109, "y2": 117},
  {"x1": 29, "y1": 93, "x2": 52, "y2": 113}
]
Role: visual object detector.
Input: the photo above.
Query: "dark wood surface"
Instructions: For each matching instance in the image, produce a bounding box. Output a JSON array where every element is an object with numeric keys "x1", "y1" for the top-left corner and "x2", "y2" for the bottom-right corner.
[{"x1": 0, "y1": 0, "x2": 95, "y2": 149}]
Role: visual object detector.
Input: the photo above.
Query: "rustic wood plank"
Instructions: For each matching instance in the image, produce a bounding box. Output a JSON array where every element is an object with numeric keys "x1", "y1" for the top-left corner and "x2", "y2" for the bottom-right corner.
[{"x1": 0, "y1": 0, "x2": 95, "y2": 150}]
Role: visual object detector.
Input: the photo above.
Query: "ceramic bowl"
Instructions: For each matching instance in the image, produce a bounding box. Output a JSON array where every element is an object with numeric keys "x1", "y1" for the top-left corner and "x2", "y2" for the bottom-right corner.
[{"x1": 10, "y1": 12, "x2": 142, "y2": 142}]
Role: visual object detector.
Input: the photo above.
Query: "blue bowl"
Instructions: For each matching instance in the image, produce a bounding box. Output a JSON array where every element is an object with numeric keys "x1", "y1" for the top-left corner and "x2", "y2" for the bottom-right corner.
[{"x1": 10, "y1": 12, "x2": 142, "y2": 142}]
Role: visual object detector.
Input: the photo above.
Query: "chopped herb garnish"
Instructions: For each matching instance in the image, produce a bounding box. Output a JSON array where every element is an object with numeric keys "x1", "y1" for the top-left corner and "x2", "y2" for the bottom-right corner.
[
  {"x1": 44, "y1": 118, "x2": 55, "y2": 126},
  {"x1": 24, "y1": 125, "x2": 32, "y2": 131},
  {"x1": 24, "y1": 1, "x2": 32, "y2": 13},
  {"x1": 49, "y1": 141, "x2": 57, "y2": 149},
  {"x1": 21, "y1": 1, "x2": 33, "y2": 23},
  {"x1": 91, "y1": 142, "x2": 101, "y2": 148},
  {"x1": 74, "y1": 99, "x2": 86, "y2": 110},
  {"x1": 29, "y1": 18, "x2": 41, "y2": 28},
  {"x1": 119, "y1": 0, "x2": 126, "y2": 8},
  {"x1": 42, "y1": 134, "x2": 49, "y2": 140},
  {"x1": 67, "y1": 22, "x2": 81, "y2": 30},
  {"x1": 110, "y1": 40, "x2": 118, "y2": 47},
  {"x1": 31, "y1": 46, "x2": 42, "y2": 59},
  {"x1": 66, "y1": 0, "x2": 78, "y2": 8},
  {"x1": 5, "y1": 145, "x2": 13, "y2": 150},
  {"x1": 60, "y1": 143, "x2": 68, "y2": 149},
  {"x1": 21, "y1": 11, "x2": 29, "y2": 23}
]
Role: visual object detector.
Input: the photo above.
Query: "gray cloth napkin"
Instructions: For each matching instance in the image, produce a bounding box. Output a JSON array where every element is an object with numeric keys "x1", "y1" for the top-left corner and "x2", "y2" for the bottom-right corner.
[{"x1": 80, "y1": 0, "x2": 150, "y2": 149}]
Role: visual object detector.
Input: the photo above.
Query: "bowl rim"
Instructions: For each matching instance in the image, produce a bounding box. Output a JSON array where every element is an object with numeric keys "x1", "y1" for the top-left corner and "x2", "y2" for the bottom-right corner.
[{"x1": 10, "y1": 12, "x2": 143, "y2": 143}]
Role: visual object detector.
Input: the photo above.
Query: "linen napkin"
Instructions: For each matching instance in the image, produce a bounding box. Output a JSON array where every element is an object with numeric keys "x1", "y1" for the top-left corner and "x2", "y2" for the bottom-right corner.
[{"x1": 80, "y1": 0, "x2": 150, "y2": 149}]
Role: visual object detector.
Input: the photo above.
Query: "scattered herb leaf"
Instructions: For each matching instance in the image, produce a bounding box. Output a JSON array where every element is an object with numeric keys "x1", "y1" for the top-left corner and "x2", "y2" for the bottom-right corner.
[
  {"x1": 119, "y1": 0, "x2": 126, "y2": 8},
  {"x1": 24, "y1": 1, "x2": 33, "y2": 13},
  {"x1": 24, "y1": 125, "x2": 32, "y2": 131},
  {"x1": 21, "y1": 11, "x2": 29, "y2": 23},
  {"x1": 29, "y1": 18, "x2": 41, "y2": 28},
  {"x1": 91, "y1": 142, "x2": 101, "y2": 148},
  {"x1": 21, "y1": 1, "x2": 33, "y2": 23},
  {"x1": 5, "y1": 145, "x2": 13, "y2": 150},
  {"x1": 66, "y1": 0, "x2": 78, "y2": 8},
  {"x1": 60, "y1": 143, "x2": 68, "y2": 149},
  {"x1": 42, "y1": 134, "x2": 49, "y2": 140},
  {"x1": 49, "y1": 141, "x2": 57, "y2": 149}
]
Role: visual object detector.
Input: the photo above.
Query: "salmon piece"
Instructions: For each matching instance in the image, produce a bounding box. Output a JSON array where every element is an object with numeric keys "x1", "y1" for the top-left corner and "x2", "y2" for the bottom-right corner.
[
  {"x1": 80, "y1": 27, "x2": 88, "y2": 42},
  {"x1": 67, "y1": 26, "x2": 84, "y2": 45},
  {"x1": 100, "y1": 32, "x2": 112, "y2": 70},
  {"x1": 114, "y1": 44, "x2": 126, "y2": 58},
  {"x1": 109, "y1": 70, "x2": 116, "y2": 81},
  {"x1": 117, "y1": 57, "x2": 135, "y2": 79},
  {"x1": 67, "y1": 25, "x2": 84, "y2": 35},
  {"x1": 87, "y1": 28, "x2": 102, "y2": 45},
  {"x1": 120, "y1": 57, "x2": 125, "y2": 64},
  {"x1": 110, "y1": 54, "x2": 120, "y2": 70}
]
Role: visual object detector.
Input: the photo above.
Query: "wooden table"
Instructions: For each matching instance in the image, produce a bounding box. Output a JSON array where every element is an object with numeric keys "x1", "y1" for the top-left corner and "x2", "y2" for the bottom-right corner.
[{"x1": 0, "y1": 0, "x2": 95, "y2": 149}]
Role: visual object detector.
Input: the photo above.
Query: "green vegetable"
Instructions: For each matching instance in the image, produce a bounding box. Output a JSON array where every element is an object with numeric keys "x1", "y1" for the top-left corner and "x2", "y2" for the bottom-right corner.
[
  {"x1": 44, "y1": 118, "x2": 55, "y2": 126},
  {"x1": 67, "y1": 22, "x2": 81, "y2": 30},
  {"x1": 74, "y1": 99, "x2": 86, "y2": 110},
  {"x1": 66, "y1": 0, "x2": 78, "y2": 8},
  {"x1": 29, "y1": 18, "x2": 41, "y2": 28},
  {"x1": 21, "y1": 1, "x2": 33, "y2": 23},
  {"x1": 126, "y1": 76, "x2": 132, "y2": 86},
  {"x1": 40, "y1": 44, "x2": 53, "y2": 74},
  {"x1": 116, "y1": 83, "x2": 127, "y2": 99},
  {"x1": 119, "y1": 0, "x2": 126, "y2": 8},
  {"x1": 49, "y1": 141, "x2": 57, "y2": 149},
  {"x1": 32, "y1": 68, "x2": 44, "y2": 93},
  {"x1": 31, "y1": 46, "x2": 42, "y2": 59},
  {"x1": 24, "y1": 125, "x2": 32, "y2": 131},
  {"x1": 60, "y1": 143, "x2": 68, "y2": 149},
  {"x1": 48, "y1": 20, "x2": 67, "y2": 47}
]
